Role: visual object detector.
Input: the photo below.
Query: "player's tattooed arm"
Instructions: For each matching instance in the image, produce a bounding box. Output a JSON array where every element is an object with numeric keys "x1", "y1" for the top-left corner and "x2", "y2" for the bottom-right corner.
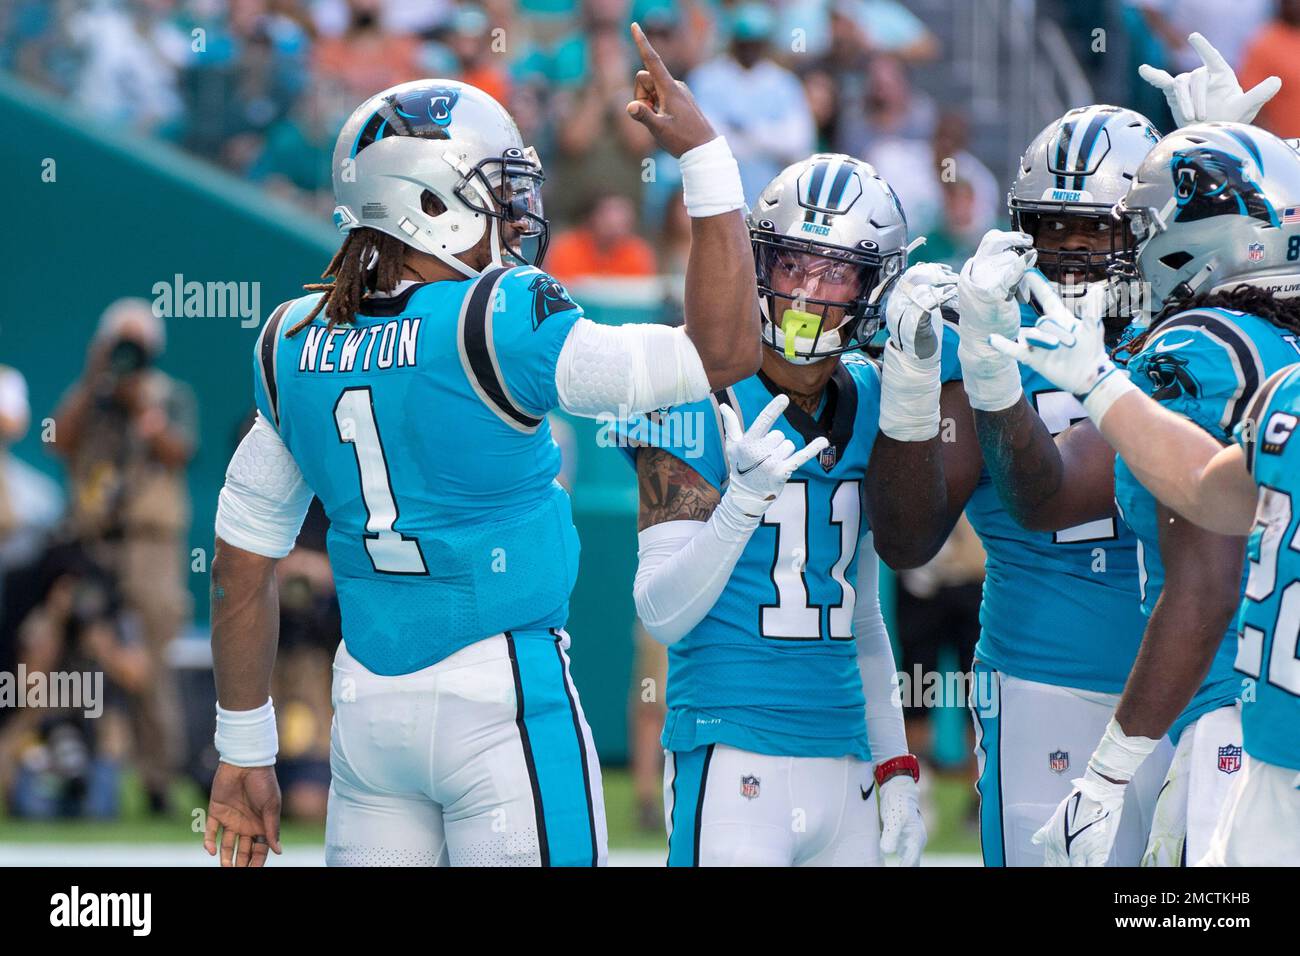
[
  {"x1": 973, "y1": 395, "x2": 1117, "y2": 532},
  {"x1": 636, "y1": 446, "x2": 722, "y2": 532},
  {"x1": 1112, "y1": 503, "x2": 1246, "y2": 738},
  {"x1": 210, "y1": 538, "x2": 281, "y2": 710}
]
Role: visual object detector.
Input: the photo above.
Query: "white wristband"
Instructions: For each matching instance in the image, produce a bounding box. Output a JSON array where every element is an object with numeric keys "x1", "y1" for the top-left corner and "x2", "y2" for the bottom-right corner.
[
  {"x1": 678, "y1": 136, "x2": 745, "y2": 218},
  {"x1": 879, "y1": 343, "x2": 940, "y2": 441},
  {"x1": 1081, "y1": 368, "x2": 1138, "y2": 427},
  {"x1": 1088, "y1": 716, "x2": 1159, "y2": 784},
  {"x1": 215, "y1": 698, "x2": 278, "y2": 767}
]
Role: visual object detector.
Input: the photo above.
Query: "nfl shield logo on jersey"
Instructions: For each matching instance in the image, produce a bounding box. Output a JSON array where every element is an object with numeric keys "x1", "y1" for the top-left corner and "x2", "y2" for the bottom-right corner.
[
  {"x1": 818, "y1": 444, "x2": 838, "y2": 471},
  {"x1": 740, "y1": 775, "x2": 761, "y2": 800},
  {"x1": 1217, "y1": 744, "x2": 1242, "y2": 774},
  {"x1": 1049, "y1": 750, "x2": 1070, "y2": 774}
]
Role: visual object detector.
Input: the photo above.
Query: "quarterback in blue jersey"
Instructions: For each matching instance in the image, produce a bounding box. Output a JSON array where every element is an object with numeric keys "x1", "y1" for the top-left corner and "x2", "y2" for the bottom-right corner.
[
  {"x1": 201, "y1": 27, "x2": 769, "y2": 868},
  {"x1": 989, "y1": 118, "x2": 1300, "y2": 866},
  {"x1": 621, "y1": 153, "x2": 954, "y2": 866}
]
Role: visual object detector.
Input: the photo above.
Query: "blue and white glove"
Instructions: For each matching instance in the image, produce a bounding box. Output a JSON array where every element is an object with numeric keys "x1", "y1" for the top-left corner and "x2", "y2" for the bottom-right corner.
[
  {"x1": 718, "y1": 394, "x2": 828, "y2": 522},
  {"x1": 880, "y1": 262, "x2": 957, "y2": 441},
  {"x1": 1032, "y1": 717, "x2": 1161, "y2": 866},
  {"x1": 988, "y1": 272, "x2": 1137, "y2": 425},
  {"x1": 957, "y1": 230, "x2": 1036, "y2": 411},
  {"x1": 878, "y1": 775, "x2": 927, "y2": 866},
  {"x1": 1139, "y1": 32, "x2": 1281, "y2": 129}
]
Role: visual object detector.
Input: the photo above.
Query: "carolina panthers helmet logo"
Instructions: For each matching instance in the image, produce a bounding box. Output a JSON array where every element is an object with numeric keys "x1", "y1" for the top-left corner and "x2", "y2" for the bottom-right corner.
[
  {"x1": 528, "y1": 275, "x2": 576, "y2": 330},
  {"x1": 351, "y1": 87, "x2": 461, "y2": 157},
  {"x1": 1141, "y1": 351, "x2": 1202, "y2": 402},
  {"x1": 1169, "y1": 147, "x2": 1277, "y2": 226}
]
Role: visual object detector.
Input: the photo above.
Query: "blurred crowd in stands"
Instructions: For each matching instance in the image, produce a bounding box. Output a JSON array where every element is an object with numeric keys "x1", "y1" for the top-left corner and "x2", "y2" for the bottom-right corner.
[
  {"x1": 5, "y1": 0, "x2": 1300, "y2": 831},
  {"x1": 5, "y1": 0, "x2": 1300, "y2": 289}
]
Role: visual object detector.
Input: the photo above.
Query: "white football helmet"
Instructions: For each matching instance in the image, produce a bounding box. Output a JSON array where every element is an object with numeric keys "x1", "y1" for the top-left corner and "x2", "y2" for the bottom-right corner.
[
  {"x1": 748, "y1": 154, "x2": 909, "y2": 364},
  {"x1": 331, "y1": 79, "x2": 547, "y2": 279},
  {"x1": 1114, "y1": 121, "x2": 1300, "y2": 310},
  {"x1": 1009, "y1": 104, "x2": 1162, "y2": 333}
]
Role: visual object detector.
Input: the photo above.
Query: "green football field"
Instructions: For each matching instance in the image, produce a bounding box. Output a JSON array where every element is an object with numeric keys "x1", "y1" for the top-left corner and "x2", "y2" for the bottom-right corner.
[{"x1": 0, "y1": 768, "x2": 981, "y2": 864}]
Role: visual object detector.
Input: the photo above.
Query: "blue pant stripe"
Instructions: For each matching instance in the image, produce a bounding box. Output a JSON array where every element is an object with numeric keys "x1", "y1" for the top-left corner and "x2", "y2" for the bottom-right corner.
[
  {"x1": 667, "y1": 745, "x2": 714, "y2": 867},
  {"x1": 507, "y1": 631, "x2": 596, "y2": 867},
  {"x1": 972, "y1": 662, "x2": 1006, "y2": 867}
]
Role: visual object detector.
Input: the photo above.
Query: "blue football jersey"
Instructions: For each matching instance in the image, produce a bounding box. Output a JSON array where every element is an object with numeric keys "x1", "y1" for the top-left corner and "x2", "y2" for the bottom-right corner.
[
  {"x1": 619, "y1": 356, "x2": 883, "y2": 760},
  {"x1": 1233, "y1": 362, "x2": 1300, "y2": 771},
  {"x1": 1115, "y1": 308, "x2": 1300, "y2": 740},
  {"x1": 251, "y1": 266, "x2": 584, "y2": 676},
  {"x1": 939, "y1": 309, "x2": 1148, "y2": 692}
]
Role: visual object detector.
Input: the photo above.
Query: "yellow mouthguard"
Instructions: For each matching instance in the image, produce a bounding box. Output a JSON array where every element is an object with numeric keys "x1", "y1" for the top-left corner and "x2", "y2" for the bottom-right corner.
[{"x1": 780, "y1": 309, "x2": 822, "y2": 359}]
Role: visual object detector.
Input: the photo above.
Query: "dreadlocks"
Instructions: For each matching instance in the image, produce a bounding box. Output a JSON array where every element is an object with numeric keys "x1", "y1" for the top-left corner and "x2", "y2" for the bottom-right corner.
[
  {"x1": 1124, "y1": 283, "x2": 1300, "y2": 356},
  {"x1": 287, "y1": 191, "x2": 447, "y2": 337}
]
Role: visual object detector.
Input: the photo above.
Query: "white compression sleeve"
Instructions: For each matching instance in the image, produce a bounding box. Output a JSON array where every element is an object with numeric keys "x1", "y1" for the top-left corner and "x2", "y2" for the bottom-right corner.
[
  {"x1": 215, "y1": 413, "x2": 314, "y2": 558},
  {"x1": 854, "y1": 532, "x2": 908, "y2": 762},
  {"x1": 555, "y1": 317, "x2": 712, "y2": 418},
  {"x1": 633, "y1": 496, "x2": 763, "y2": 645}
]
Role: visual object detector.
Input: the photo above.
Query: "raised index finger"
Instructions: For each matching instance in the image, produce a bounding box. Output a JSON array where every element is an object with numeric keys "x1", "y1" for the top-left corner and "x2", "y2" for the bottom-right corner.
[
  {"x1": 631, "y1": 22, "x2": 674, "y2": 91},
  {"x1": 1187, "y1": 32, "x2": 1230, "y2": 74}
]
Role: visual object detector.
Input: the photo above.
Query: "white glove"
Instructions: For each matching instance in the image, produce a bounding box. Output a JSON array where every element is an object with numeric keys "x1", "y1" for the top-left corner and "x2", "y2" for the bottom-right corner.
[
  {"x1": 880, "y1": 262, "x2": 956, "y2": 441},
  {"x1": 878, "y1": 774, "x2": 927, "y2": 866},
  {"x1": 719, "y1": 394, "x2": 828, "y2": 518},
  {"x1": 1031, "y1": 717, "x2": 1161, "y2": 867},
  {"x1": 1032, "y1": 767, "x2": 1127, "y2": 867},
  {"x1": 1139, "y1": 32, "x2": 1281, "y2": 129},
  {"x1": 989, "y1": 272, "x2": 1137, "y2": 424},
  {"x1": 957, "y1": 230, "x2": 1036, "y2": 411}
]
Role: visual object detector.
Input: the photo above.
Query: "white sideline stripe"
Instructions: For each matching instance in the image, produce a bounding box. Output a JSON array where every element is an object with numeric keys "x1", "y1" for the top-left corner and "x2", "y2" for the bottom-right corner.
[{"x1": 0, "y1": 844, "x2": 981, "y2": 867}]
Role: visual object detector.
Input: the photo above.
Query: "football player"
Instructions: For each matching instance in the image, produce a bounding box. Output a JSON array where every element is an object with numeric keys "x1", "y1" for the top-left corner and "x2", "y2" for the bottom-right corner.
[
  {"x1": 898, "y1": 35, "x2": 1282, "y2": 866},
  {"x1": 946, "y1": 106, "x2": 1169, "y2": 868},
  {"x1": 202, "y1": 26, "x2": 767, "y2": 867},
  {"x1": 989, "y1": 120, "x2": 1300, "y2": 866},
  {"x1": 621, "y1": 153, "x2": 952, "y2": 866},
  {"x1": 990, "y1": 322, "x2": 1300, "y2": 865}
]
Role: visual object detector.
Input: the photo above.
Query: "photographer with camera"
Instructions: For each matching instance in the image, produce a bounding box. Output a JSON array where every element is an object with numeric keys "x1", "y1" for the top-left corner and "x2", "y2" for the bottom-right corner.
[
  {"x1": 52, "y1": 298, "x2": 197, "y2": 814},
  {"x1": 0, "y1": 540, "x2": 149, "y2": 817}
]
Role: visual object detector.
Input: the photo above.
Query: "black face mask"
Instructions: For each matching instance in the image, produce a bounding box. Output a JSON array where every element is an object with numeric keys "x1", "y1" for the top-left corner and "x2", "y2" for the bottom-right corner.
[{"x1": 107, "y1": 339, "x2": 151, "y2": 377}]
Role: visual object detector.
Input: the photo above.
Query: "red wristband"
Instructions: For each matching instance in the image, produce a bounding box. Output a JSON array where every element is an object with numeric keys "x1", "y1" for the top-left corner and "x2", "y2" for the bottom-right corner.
[{"x1": 874, "y1": 754, "x2": 920, "y2": 787}]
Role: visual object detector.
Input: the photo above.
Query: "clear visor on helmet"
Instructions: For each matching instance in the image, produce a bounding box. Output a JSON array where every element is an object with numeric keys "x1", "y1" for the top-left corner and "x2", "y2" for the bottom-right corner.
[
  {"x1": 455, "y1": 145, "x2": 550, "y2": 265},
  {"x1": 751, "y1": 230, "x2": 893, "y2": 359},
  {"x1": 756, "y1": 242, "x2": 881, "y2": 314}
]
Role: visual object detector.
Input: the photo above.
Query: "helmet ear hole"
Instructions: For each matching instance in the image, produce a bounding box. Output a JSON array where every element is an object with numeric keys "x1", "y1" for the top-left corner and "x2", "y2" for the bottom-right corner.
[{"x1": 421, "y1": 190, "x2": 447, "y2": 217}]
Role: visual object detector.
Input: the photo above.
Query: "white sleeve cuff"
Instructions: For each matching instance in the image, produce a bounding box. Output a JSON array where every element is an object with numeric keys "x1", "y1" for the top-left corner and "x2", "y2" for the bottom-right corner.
[
  {"x1": 215, "y1": 413, "x2": 314, "y2": 558},
  {"x1": 555, "y1": 318, "x2": 711, "y2": 418}
]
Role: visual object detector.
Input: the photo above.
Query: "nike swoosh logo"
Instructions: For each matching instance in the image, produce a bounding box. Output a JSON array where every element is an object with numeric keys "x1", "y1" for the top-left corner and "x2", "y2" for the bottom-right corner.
[
  {"x1": 736, "y1": 454, "x2": 771, "y2": 476},
  {"x1": 860, "y1": 783, "x2": 874, "y2": 800},
  {"x1": 1154, "y1": 338, "x2": 1194, "y2": 353},
  {"x1": 1062, "y1": 792, "x2": 1104, "y2": 853}
]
